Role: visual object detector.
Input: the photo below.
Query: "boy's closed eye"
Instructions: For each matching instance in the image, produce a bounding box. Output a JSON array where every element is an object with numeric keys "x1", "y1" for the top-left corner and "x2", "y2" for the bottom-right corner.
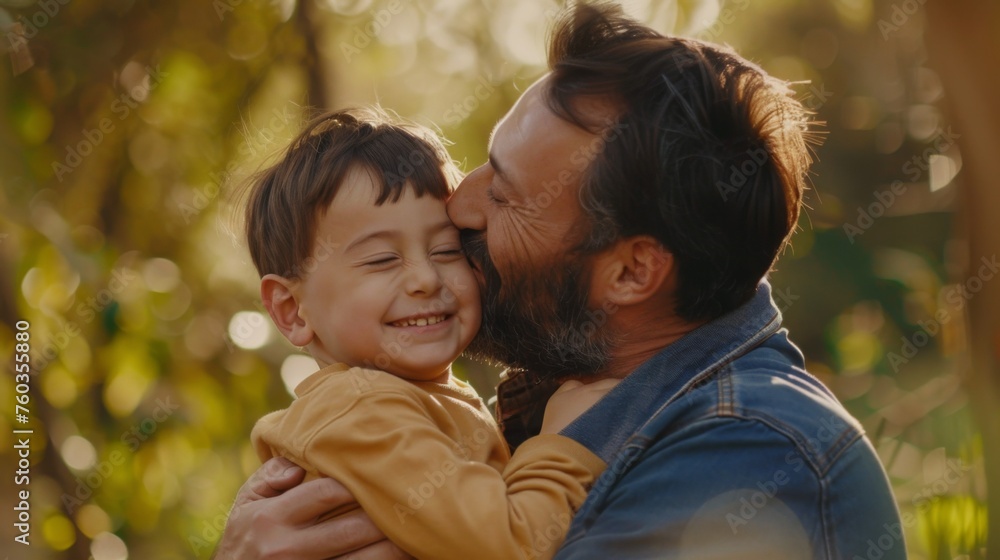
[
  {"x1": 360, "y1": 247, "x2": 463, "y2": 269},
  {"x1": 361, "y1": 254, "x2": 400, "y2": 268},
  {"x1": 431, "y1": 247, "x2": 465, "y2": 261}
]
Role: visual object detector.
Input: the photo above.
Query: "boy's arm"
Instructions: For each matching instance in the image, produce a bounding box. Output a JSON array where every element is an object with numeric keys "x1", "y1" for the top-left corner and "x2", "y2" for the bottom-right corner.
[{"x1": 301, "y1": 387, "x2": 606, "y2": 560}]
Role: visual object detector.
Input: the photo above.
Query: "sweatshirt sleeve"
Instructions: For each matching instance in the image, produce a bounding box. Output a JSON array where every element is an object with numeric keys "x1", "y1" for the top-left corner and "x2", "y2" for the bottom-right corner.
[
  {"x1": 251, "y1": 410, "x2": 288, "y2": 464},
  {"x1": 302, "y1": 388, "x2": 606, "y2": 560}
]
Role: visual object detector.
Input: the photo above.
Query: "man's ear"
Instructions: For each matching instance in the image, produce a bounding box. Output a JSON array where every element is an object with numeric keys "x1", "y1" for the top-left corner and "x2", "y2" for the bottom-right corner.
[
  {"x1": 260, "y1": 274, "x2": 313, "y2": 347},
  {"x1": 591, "y1": 236, "x2": 674, "y2": 306}
]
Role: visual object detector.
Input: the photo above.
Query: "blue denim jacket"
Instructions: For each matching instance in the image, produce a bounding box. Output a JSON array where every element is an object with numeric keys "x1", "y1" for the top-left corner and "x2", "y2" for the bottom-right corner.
[{"x1": 547, "y1": 281, "x2": 905, "y2": 559}]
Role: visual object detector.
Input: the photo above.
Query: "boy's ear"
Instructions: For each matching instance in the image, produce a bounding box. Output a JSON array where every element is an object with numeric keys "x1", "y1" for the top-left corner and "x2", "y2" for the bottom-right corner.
[
  {"x1": 590, "y1": 236, "x2": 674, "y2": 307},
  {"x1": 261, "y1": 274, "x2": 313, "y2": 347}
]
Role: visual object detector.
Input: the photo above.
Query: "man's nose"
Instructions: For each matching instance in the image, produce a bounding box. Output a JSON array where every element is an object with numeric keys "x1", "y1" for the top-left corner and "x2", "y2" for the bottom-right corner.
[{"x1": 447, "y1": 164, "x2": 488, "y2": 231}]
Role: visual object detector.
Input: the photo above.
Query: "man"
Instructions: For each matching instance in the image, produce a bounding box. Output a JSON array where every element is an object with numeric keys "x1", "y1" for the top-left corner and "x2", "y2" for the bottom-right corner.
[{"x1": 216, "y1": 3, "x2": 904, "y2": 558}]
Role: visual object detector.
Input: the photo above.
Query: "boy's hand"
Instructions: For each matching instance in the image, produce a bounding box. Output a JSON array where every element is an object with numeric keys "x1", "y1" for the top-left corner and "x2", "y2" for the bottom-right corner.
[{"x1": 540, "y1": 378, "x2": 621, "y2": 434}]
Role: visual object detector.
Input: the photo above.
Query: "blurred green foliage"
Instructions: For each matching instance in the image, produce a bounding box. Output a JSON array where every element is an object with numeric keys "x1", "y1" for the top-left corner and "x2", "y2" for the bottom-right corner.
[{"x1": 0, "y1": 0, "x2": 987, "y2": 558}]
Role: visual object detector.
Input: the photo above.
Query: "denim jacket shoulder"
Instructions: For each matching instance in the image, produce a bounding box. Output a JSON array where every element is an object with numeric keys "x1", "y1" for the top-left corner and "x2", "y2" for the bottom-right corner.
[{"x1": 554, "y1": 282, "x2": 904, "y2": 560}]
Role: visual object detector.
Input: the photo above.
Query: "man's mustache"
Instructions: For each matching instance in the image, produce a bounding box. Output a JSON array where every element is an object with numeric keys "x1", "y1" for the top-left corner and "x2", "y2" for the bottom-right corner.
[{"x1": 458, "y1": 228, "x2": 510, "y2": 303}]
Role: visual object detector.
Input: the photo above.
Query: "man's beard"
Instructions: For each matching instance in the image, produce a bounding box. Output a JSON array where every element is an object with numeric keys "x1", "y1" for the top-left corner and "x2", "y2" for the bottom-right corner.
[{"x1": 460, "y1": 230, "x2": 614, "y2": 380}]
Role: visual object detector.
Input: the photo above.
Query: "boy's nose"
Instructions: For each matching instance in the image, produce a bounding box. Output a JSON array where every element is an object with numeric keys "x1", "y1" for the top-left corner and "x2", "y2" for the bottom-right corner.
[{"x1": 405, "y1": 258, "x2": 444, "y2": 296}]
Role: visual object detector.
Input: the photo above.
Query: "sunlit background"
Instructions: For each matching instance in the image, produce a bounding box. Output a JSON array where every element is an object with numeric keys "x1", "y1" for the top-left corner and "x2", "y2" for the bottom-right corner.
[{"x1": 1, "y1": 0, "x2": 997, "y2": 558}]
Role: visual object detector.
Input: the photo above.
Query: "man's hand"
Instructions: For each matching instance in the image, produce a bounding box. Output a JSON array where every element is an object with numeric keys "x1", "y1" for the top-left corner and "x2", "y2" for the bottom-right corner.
[
  {"x1": 541, "y1": 378, "x2": 621, "y2": 434},
  {"x1": 214, "y1": 457, "x2": 412, "y2": 559}
]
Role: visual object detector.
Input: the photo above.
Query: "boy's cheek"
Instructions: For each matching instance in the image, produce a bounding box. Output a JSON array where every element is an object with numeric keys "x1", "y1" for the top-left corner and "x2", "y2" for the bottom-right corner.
[{"x1": 445, "y1": 262, "x2": 479, "y2": 297}]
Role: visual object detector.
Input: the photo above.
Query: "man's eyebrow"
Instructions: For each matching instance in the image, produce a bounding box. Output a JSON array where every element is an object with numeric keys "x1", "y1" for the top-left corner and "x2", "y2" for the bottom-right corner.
[
  {"x1": 488, "y1": 152, "x2": 510, "y2": 185},
  {"x1": 486, "y1": 122, "x2": 510, "y2": 185},
  {"x1": 487, "y1": 122, "x2": 499, "y2": 147}
]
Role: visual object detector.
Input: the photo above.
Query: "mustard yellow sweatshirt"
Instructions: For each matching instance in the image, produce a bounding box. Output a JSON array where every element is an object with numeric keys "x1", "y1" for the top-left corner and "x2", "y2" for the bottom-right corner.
[{"x1": 252, "y1": 363, "x2": 606, "y2": 560}]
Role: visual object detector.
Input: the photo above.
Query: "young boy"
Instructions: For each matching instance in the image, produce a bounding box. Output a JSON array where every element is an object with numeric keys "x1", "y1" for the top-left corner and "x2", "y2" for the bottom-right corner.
[{"x1": 244, "y1": 108, "x2": 616, "y2": 560}]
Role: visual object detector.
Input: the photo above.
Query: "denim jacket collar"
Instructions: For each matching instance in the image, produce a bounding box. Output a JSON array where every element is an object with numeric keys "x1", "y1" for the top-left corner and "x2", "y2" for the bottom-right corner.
[
  {"x1": 493, "y1": 280, "x2": 784, "y2": 462},
  {"x1": 560, "y1": 280, "x2": 783, "y2": 462}
]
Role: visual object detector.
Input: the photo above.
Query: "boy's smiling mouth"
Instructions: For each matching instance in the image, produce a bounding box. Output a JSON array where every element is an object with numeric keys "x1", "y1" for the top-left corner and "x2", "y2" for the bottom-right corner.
[{"x1": 388, "y1": 314, "x2": 451, "y2": 328}]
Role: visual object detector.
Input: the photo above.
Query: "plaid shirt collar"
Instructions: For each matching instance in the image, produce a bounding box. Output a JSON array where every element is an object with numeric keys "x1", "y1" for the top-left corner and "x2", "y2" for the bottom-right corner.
[{"x1": 493, "y1": 369, "x2": 562, "y2": 451}]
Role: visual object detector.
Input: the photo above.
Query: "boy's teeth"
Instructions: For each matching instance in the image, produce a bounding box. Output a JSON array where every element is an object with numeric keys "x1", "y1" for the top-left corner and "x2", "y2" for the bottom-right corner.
[{"x1": 393, "y1": 315, "x2": 446, "y2": 327}]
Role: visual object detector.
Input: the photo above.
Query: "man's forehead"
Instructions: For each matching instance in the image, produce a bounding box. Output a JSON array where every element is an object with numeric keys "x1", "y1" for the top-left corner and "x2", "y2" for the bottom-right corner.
[
  {"x1": 488, "y1": 77, "x2": 548, "y2": 148},
  {"x1": 489, "y1": 76, "x2": 619, "y2": 149}
]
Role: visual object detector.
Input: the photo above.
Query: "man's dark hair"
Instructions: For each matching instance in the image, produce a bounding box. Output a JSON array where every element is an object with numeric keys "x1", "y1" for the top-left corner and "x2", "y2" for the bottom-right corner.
[
  {"x1": 244, "y1": 107, "x2": 460, "y2": 279},
  {"x1": 547, "y1": 3, "x2": 814, "y2": 322}
]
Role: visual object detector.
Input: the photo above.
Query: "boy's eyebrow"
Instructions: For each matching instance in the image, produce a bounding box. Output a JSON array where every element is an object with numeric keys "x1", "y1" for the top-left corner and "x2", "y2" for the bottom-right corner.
[{"x1": 344, "y1": 220, "x2": 457, "y2": 253}]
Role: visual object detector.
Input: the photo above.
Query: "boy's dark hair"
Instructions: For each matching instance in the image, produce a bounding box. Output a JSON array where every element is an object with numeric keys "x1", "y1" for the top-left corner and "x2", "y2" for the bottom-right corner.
[
  {"x1": 547, "y1": 3, "x2": 816, "y2": 322},
  {"x1": 244, "y1": 108, "x2": 461, "y2": 279}
]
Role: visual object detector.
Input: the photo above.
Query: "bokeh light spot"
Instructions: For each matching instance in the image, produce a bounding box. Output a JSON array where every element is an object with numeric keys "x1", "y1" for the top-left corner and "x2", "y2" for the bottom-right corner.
[
  {"x1": 42, "y1": 514, "x2": 77, "y2": 551},
  {"x1": 42, "y1": 366, "x2": 79, "y2": 409},
  {"x1": 91, "y1": 531, "x2": 129, "y2": 560},
  {"x1": 61, "y1": 435, "x2": 98, "y2": 471},
  {"x1": 228, "y1": 311, "x2": 271, "y2": 350},
  {"x1": 281, "y1": 354, "x2": 319, "y2": 395},
  {"x1": 76, "y1": 504, "x2": 113, "y2": 539}
]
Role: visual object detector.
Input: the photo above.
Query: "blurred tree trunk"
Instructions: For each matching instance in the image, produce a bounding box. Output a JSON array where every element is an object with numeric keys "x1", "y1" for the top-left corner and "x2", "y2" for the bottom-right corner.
[
  {"x1": 926, "y1": 2, "x2": 1000, "y2": 555},
  {"x1": 296, "y1": 0, "x2": 333, "y2": 108}
]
